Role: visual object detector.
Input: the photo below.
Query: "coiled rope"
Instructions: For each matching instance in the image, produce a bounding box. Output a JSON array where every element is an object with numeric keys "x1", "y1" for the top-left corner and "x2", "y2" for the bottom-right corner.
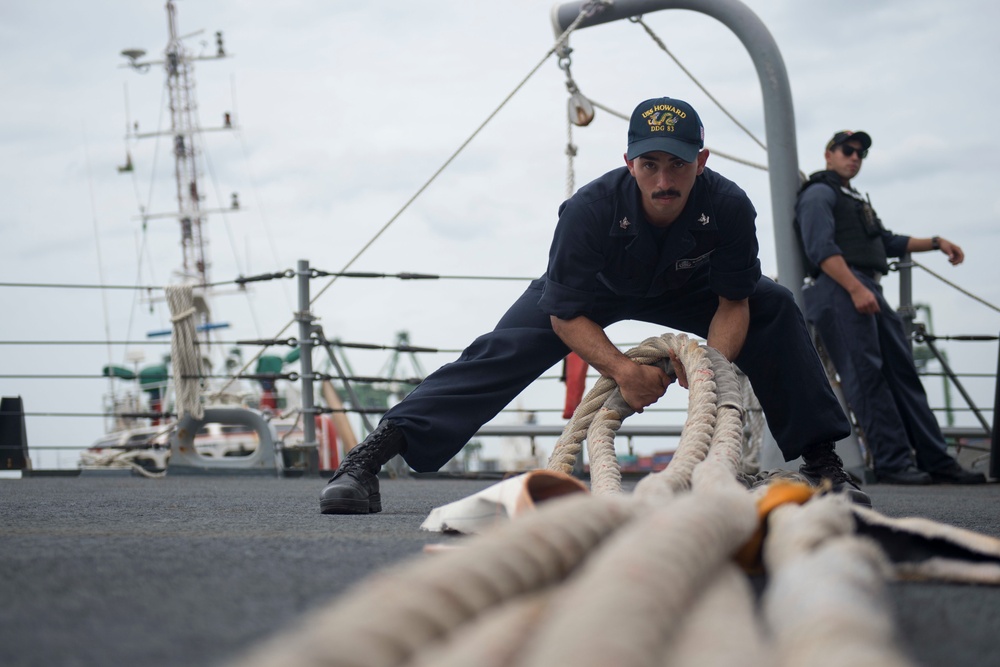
[
  {"x1": 165, "y1": 284, "x2": 204, "y2": 420},
  {"x1": 78, "y1": 447, "x2": 168, "y2": 478},
  {"x1": 546, "y1": 332, "x2": 744, "y2": 500}
]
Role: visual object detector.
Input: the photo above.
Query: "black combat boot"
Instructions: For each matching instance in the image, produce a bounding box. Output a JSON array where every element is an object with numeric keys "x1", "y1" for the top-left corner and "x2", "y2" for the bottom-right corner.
[
  {"x1": 927, "y1": 461, "x2": 987, "y2": 485},
  {"x1": 320, "y1": 421, "x2": 407, "y2": 515},
  {"x1": 875, "y1": 465, "x2": 932, "y2": 485},
  {"x1": 799, "y1": 441, "x2": 873, "y2": 508}
]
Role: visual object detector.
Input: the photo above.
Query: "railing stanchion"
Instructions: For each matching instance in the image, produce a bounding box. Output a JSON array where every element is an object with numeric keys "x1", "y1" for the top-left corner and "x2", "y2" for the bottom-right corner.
[{"x1": 990, "y1": 333, "x2": 999, "y2": 480}]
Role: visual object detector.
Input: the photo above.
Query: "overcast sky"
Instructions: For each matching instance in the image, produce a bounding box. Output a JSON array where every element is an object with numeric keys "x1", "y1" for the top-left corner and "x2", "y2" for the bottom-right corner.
[{"x1": 2, "y1": 0, "x2": 999, "y2": 467}]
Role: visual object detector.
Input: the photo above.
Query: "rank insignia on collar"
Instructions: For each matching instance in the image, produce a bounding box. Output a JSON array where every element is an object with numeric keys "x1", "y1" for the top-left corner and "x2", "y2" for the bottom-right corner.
[
  {"x1": 619, "y1": 216, "x2": 631, "y2": 230},
  {"x1": 697, "y1": 213, "x2": 710, "y2": 226}
]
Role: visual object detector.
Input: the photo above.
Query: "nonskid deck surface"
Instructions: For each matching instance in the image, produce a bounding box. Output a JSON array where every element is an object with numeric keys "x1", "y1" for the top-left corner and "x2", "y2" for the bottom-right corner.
[{"x1": 2, "y1": 476, "x2": 999, "y2": 667}]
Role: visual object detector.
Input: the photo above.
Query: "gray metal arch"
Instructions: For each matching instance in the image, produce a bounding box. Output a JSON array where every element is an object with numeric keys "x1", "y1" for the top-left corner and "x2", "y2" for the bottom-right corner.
[
  {"x1": 551, "y1": 0, "x2": 806, "y2": 306},
  {"x1": 551, "y1": 1, "x2": 868, "y2": 476}
]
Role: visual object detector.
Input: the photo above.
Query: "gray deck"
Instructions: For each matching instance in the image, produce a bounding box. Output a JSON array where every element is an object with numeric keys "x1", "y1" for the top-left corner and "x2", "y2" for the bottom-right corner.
[{"x1": 2, "y1": 475, "x2": 999, "y2": 666}]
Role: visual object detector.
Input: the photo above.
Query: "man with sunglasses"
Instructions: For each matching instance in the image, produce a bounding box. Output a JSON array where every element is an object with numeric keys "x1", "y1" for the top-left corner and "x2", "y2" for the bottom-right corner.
[{"x1": 796, "y1": 131, "x2": 985, "y2": 485}]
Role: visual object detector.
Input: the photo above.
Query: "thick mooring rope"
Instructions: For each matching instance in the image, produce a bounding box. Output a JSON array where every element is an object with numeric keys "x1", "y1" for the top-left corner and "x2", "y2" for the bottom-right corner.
[
  {"x1": 763, "y1": 498, "x2": 915, "y2": 667},
  {"x1": 229, "y1": 335, "x2": 920, "y2": 667},
  {"x1": 230, "y1": 494, "x2": 636, "y2": 667},
  {"x1": 515, "y1": 491, "x2": 757, "y2": 667},
  {"x1": 547, "y1": 333, "x2": 716, "y2": 493},
  {"x1": 660, "y1": 562, "x2": 772, "y2": 667},
  {"x1": 546, "y1": 333, "x2": 746, "y2": 501}
]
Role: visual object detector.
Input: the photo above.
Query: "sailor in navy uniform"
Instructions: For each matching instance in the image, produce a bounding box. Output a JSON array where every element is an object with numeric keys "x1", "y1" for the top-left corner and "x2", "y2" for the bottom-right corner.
[
  {"x1": 797, "y1": 130, "x2": 984, "y2": 485},
  {"x1": 320, "y1": 97, "x2": 867, "y2": 514}
]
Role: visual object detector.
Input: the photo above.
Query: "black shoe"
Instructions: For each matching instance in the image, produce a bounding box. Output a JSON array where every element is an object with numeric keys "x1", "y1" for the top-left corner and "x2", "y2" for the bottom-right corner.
[
  {"x1": 320, "y1": 467, "x2": 382, "y2": 514},
  {"x1": 875, "y1": 465, "x2": 932, "y2": 485},
  {"x1": 927, "y1": 462, "x2": 987, "y2": 485},
  {"x1": 799, "y1": 442, "x2": 873, "y2": 508},
  {"x1": 320, "y1": 421, "x2": 407, "y2": 515}
]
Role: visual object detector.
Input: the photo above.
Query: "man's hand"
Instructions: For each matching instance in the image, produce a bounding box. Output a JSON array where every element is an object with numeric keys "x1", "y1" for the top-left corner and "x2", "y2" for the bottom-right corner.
[
  {"x1": 938, "y1": 238, "x2": 964, "y2": 265},
  {"x1": 849, "y1": 283, "x2": 880, "y2": 314},
  {"x1": 909, "y1": 236, "x2": 964, "y2": 265},
  {"x1": 819, "y1": 254, "x2": 880, "y2": 315},
  {"x1": 616, "y1": 361, "x2": 674, "y2": 413},
  {"x1": 550, "y1": 314, "x2": 675, "y2": 413}
]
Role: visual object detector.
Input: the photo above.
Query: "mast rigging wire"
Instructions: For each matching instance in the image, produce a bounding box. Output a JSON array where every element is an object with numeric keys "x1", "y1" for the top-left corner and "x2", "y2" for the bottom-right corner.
[
  {"x1": 632, "y1": 16, "x2": 768, "y2": 153},
  {"x1": 83, "y1": 122, "x2": 118, "y2": 413},
  {"x1": 908, "y1": 259, "x2": 1000, "y2": 314},
  {"x1": 208, "y1": 0, "x2": 613, "y2": 399},
  {"x1": 121, "y1": 78, "x2": 172, "y2": 368}
]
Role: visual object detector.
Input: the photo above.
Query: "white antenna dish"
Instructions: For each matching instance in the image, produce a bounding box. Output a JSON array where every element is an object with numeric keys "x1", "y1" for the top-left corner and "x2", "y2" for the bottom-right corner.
[{"x1": 125, "y1": 349, "x2": 147, "y2": 365}]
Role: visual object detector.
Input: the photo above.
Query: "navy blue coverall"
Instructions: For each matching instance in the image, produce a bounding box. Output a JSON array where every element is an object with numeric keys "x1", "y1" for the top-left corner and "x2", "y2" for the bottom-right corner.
[
  {"x1": 386, "y1": 166, "x2": 851, "y2": 472},
  {"x1": 797, "y1": 179, "x2": 955, "y2": 475}
]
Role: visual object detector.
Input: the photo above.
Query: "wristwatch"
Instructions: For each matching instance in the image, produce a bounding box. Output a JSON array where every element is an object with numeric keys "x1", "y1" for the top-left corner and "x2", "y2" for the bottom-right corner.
[{"x1": 931, "y1": 236, "x2": 941, "y2": 250}]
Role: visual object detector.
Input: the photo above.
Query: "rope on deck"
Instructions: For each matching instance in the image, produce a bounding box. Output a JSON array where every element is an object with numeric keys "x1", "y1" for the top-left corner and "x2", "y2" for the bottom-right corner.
[
  {"x1": 78, "y1": 447, "x2": 167, "y2": 478},
  {"x1": 763, "y1": 497, "x2": 914, "y2": 667},
  {"x1": 228, "y1": 334, "x2": 917, "y2": 667},
  {"x1": 166, "y1": 284, "x2": 204, "y2": 420}
]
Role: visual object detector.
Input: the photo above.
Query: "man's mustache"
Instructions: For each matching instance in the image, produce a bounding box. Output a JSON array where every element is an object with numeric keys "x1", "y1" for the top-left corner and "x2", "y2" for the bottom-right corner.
[{"x1": 652, "y1": 189, "x2": 682, "y2": 199}]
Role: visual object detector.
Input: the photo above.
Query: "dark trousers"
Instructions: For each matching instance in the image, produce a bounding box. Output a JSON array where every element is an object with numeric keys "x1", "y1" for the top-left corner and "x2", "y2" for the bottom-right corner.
[
  {"x1": 802, "y1": 273, "x2": 954, "y2": 474},
  {"x1": 387, "y1": 276, "x2": 850, "y2": 472}
]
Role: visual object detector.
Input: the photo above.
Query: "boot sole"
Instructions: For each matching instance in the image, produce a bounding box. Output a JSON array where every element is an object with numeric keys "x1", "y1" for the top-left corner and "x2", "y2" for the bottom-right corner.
[
  {"x1": 799, "y1": 470, "x2": 873, "y2": 508},
  {"x1": 928, "y1": 476, "x2": 988, "y2": 485},
  {"x1": 320, "y1": 493, "x2": 382, "y2": 515},
  {"x1": 875, "y1": 476, "x2": 932, "y2": 485}
]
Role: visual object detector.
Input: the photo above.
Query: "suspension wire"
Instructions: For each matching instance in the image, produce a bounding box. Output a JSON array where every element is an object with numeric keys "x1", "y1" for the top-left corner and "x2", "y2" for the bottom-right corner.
[
  {"x1": 586, "y1": 99, "x2": 768, "y2": 172},
  {"x1": 210, "y1": 3, "x2": 613, "y2": 398},
  {"x1": 122, "y1": 81, "x2": 146, "y2": 215},
  {"x1": 195, "y1": 106, "x2": 265, "y2": 339},
  {"x1": 0, "y1": 281, "x2": 160, "y2": 290},
  {"x1": 909, "y1": 259, "x2": 1000, "y2": 315},
  {"x1": 591, "y1": 23, "x2": 999, "y2": 318},
  {"x1": 561, "y1": 56, "x2": 580, "y2": 198},
  {"x1": 304, "y1": 0, "x2": 610, "y2": 309},
  {"x1": 633, "y1": 17, "x2": 814, "y2": 179},
  {"x1": 232, "y1": 73, "x2": 295, "y2": 313},
  {"x1": 0, "y1": 270, "x2": 532, "y2": 292},
  {"x1": 82, "y1": 122, "x2": 118, "y2": 412},
  {"x1": 0, "y1": 340, "x2": 171, "y2": 346},
  {"x1": 566, "y1": 118, "x2": 576, "y2": 197},
  {"x1": 0, "y1": 371, "x2": 568, "y2": 382},
  {"x1": 307, "y1": 269, "x2": 536, "y2": 281},
  {"x1": 195, "y1": 104, "x2": 246, "y2": 280},
  {"x1": 0, "y1": 405, "x2": 704, "y2": 420},
  {"x1": 121, "y1": 78, "x2": 171, "y2": 367},
  {"x1": 632, "y1": 16, "x2": 766, "y2": 152},
  {"x1": 0, "y1": 339, "x2": 467, "y2": 354}
]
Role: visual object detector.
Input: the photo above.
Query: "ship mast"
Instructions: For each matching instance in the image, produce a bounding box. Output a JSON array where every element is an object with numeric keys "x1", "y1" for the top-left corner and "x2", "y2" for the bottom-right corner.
[
  {"x1": 121, "y1": 0, "x2": 235, "y2": 340},
  {"x1": 165, "y1": 0, "x2": 209, "y2": 289}
]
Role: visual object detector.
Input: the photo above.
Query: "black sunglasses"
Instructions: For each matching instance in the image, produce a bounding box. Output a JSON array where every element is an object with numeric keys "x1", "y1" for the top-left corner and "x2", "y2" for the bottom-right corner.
[{"x1": 839, "y1": 145, "x2": 868, "y2": 159}]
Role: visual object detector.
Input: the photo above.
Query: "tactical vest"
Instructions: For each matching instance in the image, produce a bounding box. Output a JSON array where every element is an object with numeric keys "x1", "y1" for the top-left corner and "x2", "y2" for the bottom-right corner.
[{"x1": 797, "y1": 170, "x2": 888, "y2": 277}]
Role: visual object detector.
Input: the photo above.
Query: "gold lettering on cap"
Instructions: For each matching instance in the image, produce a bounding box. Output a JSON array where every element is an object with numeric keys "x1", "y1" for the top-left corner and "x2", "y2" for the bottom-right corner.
[{"x1": 642, "y1": 104, "x2": 687, "y2": 119}]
